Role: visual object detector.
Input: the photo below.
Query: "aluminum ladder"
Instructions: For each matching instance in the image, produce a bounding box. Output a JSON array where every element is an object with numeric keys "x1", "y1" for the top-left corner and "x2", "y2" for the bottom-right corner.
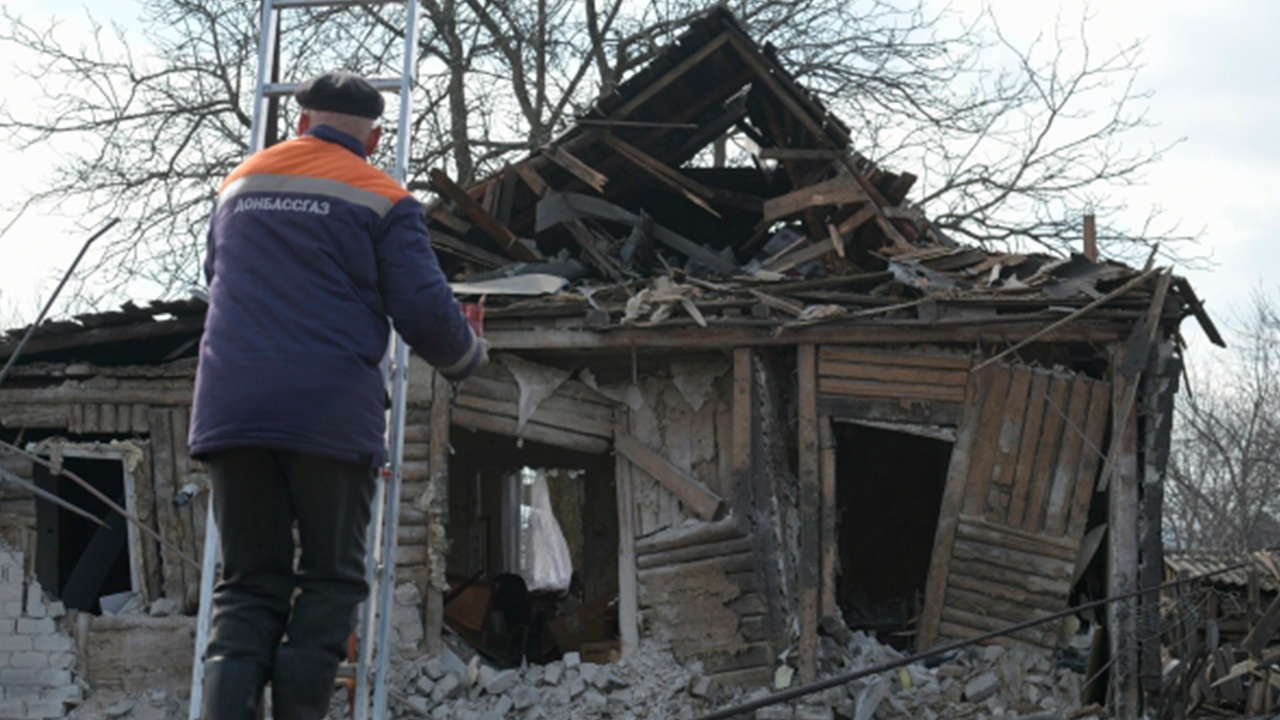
[{"x1": 188, "y1": 1, "x2": 421, "y2": 718}]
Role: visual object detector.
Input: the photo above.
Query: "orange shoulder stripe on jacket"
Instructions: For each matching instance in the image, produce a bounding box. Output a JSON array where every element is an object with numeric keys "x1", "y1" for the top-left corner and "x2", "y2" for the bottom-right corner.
[{"x1": 220, "y1": 136, "x2": 410, "y2": 204}]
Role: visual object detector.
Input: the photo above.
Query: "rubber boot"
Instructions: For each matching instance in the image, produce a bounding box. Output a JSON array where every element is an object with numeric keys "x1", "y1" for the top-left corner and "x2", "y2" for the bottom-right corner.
[
  {"x1": 270, "y1": 645, "x2": 341, "y2": 720},
  {"x1": 201, "y1": 656, "x2": 268, "y2": 720}
]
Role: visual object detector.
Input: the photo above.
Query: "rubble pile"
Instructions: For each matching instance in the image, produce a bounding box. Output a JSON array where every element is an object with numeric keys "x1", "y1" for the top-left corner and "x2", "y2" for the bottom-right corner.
[
  {"x1": 384, "y1": 644, "x2": 726, "y2": 720},
  {"x1": 376, "y1": 630, "x2": 1099, "y2": 720}
]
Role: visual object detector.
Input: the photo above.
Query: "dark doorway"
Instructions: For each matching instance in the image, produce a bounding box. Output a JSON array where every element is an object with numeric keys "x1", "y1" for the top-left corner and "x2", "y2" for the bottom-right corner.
[
  {"x1": 833, "y1": 421, "x2": 951, "y2": 645},
  {"x1": 34, "y1": 456, "x2": 132, "y2": 614},
  {"x1": 444, "y1": 428, "x2": 619, "y2": 666}
]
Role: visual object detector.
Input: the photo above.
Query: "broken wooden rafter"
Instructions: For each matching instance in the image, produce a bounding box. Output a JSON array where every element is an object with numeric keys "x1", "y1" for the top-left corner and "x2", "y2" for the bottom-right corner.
[
  {"x1": 970, "y1": 267, "x2": 1162, "y2": 373},
  {"x1": 614, "y1": 432, "x2": 723, "y2": 521},
  {"x1": 512, "y1": 162, "x2": 627, "y2": 281},
  {"x1": 598, "y1": 133, "x2": 721, "y2": 218},
  {"x1": 749, "y1": 288, "x2": 804, "y2": 317},
  {"x1": 608, "y1": 32, "x2": 732, "y2": 120},
  {"x1": 758, "y1": 148, "x2": 843, "y2": 161},
  {"x1": 760, "y1": 175, "x2": 867, "y2": 225},
  {"x1": 761, "y1": 236, "x2": 844, "y2": 274},
  {"x1": 543, "y1": 145, "x2": 609, "y2": 194},
  {"x1": 430, "y1": 168, "x2": 542, "y2": 263},
  {"x1": 535, "y1": 192, "x2": 738, "y2": 276},
  {"x1": 427, "y1": 228, "x2": 508, "y2": 270}
]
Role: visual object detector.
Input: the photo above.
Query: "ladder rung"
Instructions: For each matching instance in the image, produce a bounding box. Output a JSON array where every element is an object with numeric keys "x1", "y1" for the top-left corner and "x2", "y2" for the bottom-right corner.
[
  {"x1": 262, "y1": 77, "x2": 405, "y2": 98},
  {"x1": 274, "y1": 0, "x2": 408, "y2": 8}
]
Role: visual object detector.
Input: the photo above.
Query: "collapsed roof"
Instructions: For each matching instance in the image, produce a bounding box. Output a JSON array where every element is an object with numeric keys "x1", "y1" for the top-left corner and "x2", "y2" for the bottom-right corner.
[
  {"x1": 422, "y1": 6, "x2": 1221, "y2": 346},
  {"x1": 0, "y1": 7, "x2": 1220, "y2": 366}
]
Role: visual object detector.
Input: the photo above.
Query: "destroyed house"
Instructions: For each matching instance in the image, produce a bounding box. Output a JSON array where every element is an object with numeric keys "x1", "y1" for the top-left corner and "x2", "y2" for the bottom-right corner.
[{"x1": 0, "y1": 7, "x2": 1220, "y2": 717}]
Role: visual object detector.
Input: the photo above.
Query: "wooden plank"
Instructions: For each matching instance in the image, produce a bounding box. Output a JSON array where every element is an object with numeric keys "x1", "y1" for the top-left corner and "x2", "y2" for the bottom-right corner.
[
  {"x1": 1109, "y1": 362, "x2": 1141, "y2": 719},
  {"x1": 452, "y1": 394, "x2": 614, "y2": 439},
  {"x1": 947, "y1": 573, "x2": 1067, "y2": 613},
  {"x1": 598, "y1": 133, "x2": 720, "y2": 217},
  {"x1": 430, "y1": 168, "x2": 541, "y2": 262},
  {"x1": 951, "y1": 537, "x2": 1075, "y2": 582},
  {"x1": 636, "y1": 538, "x2": 753, "y2": 570},
  {"x1": 636, "y1": 516, "x2": 741, "y2": 556},
  {"x1": 0, "y1": 404, "x2": 70, "y2": 429},
  {"x1": 535, "y1": 193, "x2": 737, "y2": 276},
  {"x1": 954, "y1": 516, "x2": 1079, "y2": 563},
  {"x1": 760, "y1": 236, "x2": 842, "y2": 274},
  {"x1": 797, "y1": 344, "x2": 819, "y2": 684},
  {"x1": 818, "y1": 360, "x2": 968, "y2": 387},
  {"x1": 485, "y1": 321, "x2": 1130, "y2": 351},
  {"x1": 1024, "y1": 376, "x2": 1069, "y2": 533},
  {"x1": 816, "y1": 395, "x2": 964, "y2": 427},
  {"x1": 761, "y1": 176, "x2": 867, "y2": 224},
  {"x1": 918, "y1": 365, "x2": 984, "y2": 649},
  {"x1": 169, "y1": 407, "x2": 199, "y2": 611},
  {"x1": 1008, "y1": 372, "x2": 1050, "y2": 527},
  {"x1": 1067, "y1": 380, "x2": 1112, "y2": 538},
  {"x1": 819, "y1": 418, "x2": 837, "y2": 620},
  {"x1": 616, "y1": 431, "x2": 639, "y2": 657},
  {"x1": 947, "y1": 557, "x2": 1073, "y2": 597},
  {"x1": 129, "y1": 440, "x2": 160, "y2": 602},
  {"x1": 457, "y1": 376, "x2": 617, "y2": 423},
  {"x1": 986, "y1": 367, "x2": 1033, "y2": 519},
  {"x1": 946, "y1": 586, "x2": 1058, "y2": 626},
  {"x1": 608, "y1": 32, "x2": 731, "y2": 119},
  {"x1": 543, "y1": 145, "x2": 608, "y2": 194},
  {"x1": 0, "y1": 387, "x2": 193, "y2": 405},
  {"x1": 147, "y1": 408, "x2": 185, "y2": 605},
  {"x1": 958, "y1": 367, "x2": 1013, "y2": 518},
  {"x1": 731, "y1": 349, "x2": 754, "y2": 513},
  {"x1": 451, "y1": 407, "x2": 610, "y2": 455},
  {"x1": 819, "y1": 341, "x2": 974, "y2": 367},
  {"x1": 615, "y1": 432, "x2": 723, "y2": 522},
  {"x1": 424, "y1": 372, "x2": 451, "y2": 656},
  {"x1": 1043, "y1": 379, "x2": 1094, "y2": 537},
  {"x1": 817, "y1": 377, "x2": 965, "y2": 403}
]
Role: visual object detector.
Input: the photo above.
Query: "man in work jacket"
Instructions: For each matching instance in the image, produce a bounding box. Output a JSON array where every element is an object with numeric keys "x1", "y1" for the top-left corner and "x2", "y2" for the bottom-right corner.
[{"x1": 189, "y1": 71, "x2": 484, "y2": 720}]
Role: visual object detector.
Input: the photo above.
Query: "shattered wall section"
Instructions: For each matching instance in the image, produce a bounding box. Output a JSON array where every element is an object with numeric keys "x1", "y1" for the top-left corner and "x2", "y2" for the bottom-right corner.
[{"x1": 0, "y1": 538, "x2": 82, "y2": 720}]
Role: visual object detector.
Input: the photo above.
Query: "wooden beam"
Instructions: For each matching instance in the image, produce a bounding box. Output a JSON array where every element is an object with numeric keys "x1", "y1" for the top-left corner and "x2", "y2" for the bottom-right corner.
[
  {"x1": 535, "y1": 193, "x2": 738, "y2": 276},
  {"x1": 761, "y1": 176, "x2": 867, "y2": 225},
  {"x1": 1083, "y1": 214, "x2": 1097, "y2": 262},
  {"x1": 0, "y1": 315, "x2": 205, "y2": 362},
  {"x1": 485, "y1": 320, "x2": 1129, "y2": 350},
  {"x1": 797, "y1": 344, "x2": 820, "y2": 684},
  {"x1": 616, "y1": 418, "x2": 640, "y2": 657},
  {"x1": 731, "y1": 348, "x2": 754, "y2": 514},
  {"x1": 424, "y1": 371, "x2": 452, "y2": 656},
  {"x1": 430, "y1": 168, "x2": 542, "y2": 262},
  {"x1": 919, "y1": 367, "x2": 986, "y2": 649},
  {"x1": 819, "y1": 418, "x2": 837, "y2": 620},
  {"x1": 598, "y1": 133, "x2": 721, "y2": 218},
  {"x1": 543, "y1": 145, "x2": 609, "y2": 195},
  {"x1": 1108, "y1": 349, "x2": 1141, "y2": 720},
  {"x1": 609, "y1": 33, "x2": 732, "y2": 120},
  {"x1": 614, "y1": 432, "x2": 723, "y2": 521}
]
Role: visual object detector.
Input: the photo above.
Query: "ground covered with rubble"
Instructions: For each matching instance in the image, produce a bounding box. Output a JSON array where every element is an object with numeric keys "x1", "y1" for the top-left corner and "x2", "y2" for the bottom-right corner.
[{"x1": 62, "y1": 627, "x2": 1105, "y2": 720}]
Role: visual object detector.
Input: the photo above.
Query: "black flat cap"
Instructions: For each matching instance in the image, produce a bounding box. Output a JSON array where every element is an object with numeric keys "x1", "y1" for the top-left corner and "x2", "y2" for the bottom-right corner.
[{"x1": 294, "y1": 71, "x2": 384, "y2": 119}]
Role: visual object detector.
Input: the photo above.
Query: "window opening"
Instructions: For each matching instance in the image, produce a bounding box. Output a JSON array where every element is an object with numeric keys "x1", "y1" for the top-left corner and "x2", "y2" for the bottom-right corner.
[
  {"x1": 833, "y1": 421, "x2": 951, "y2": 649},
  {"x1": 33, "y1": 454, "x2": 135, "y2": 614},
  {"x1": 445, "y1": 428, "x2": 619, "y2": 667}
]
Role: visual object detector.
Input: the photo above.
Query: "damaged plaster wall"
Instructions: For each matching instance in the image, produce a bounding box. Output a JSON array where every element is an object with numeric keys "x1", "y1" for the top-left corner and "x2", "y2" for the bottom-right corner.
[{"x1": 0, "y1": 537, "x2": 82, "y2": 720}]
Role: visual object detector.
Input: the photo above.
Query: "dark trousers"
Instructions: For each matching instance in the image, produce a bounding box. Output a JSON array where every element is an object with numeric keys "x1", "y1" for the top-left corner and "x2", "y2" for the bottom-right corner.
[{"x1": 204, "y1": 448, "x2": 376, "y2": 670}]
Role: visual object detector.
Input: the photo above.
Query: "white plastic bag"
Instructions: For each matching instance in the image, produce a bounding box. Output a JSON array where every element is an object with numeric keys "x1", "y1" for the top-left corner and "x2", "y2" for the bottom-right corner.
[{"x1": 523, "y1": 471, "x2": 572, "y2": 592}]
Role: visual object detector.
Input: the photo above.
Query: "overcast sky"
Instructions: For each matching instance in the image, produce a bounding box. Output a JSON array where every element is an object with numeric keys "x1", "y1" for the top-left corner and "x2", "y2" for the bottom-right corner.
[{"x1": 0, "y1": 0, "x2": 1274, "y2": 369}]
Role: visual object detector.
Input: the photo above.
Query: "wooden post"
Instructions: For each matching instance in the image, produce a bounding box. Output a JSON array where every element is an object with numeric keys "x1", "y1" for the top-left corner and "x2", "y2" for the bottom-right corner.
[
  {"x1": 797, "y1": 344, "x2": 819, "y2": 684},
  {"x1": 1083, "y1": 214, "x2": 1097, "y2": 262},
  {"x1": 616, "y1": 414, "x2": 640, "y2": 657},
  {"x1": 423, "y1": 372, "x2": 451, "y2": 656},
  {"x1": 819, "y1": 418, "x2": 837, "y2": 620},
  {"x1": 731, "y1": 348, "x2": 754, "y2": 514},
  {"x1": 1109, "y1": 346, "x2": 1141, "y2": 720}
]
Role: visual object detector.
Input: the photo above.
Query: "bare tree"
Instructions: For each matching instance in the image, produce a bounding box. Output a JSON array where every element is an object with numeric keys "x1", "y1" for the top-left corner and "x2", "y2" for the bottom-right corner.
[
  {"x1": 1166, "y1": 293, "x2": 1280, "y2": 553},
  {"x1": 0, "y1": 0, "x2": 1188, "y2": 307}
]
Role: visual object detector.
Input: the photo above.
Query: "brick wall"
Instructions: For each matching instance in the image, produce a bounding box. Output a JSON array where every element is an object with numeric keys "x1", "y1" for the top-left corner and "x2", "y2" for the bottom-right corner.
[{"x1": 0, "y1": 540, "x2": 82, "y2": 720}]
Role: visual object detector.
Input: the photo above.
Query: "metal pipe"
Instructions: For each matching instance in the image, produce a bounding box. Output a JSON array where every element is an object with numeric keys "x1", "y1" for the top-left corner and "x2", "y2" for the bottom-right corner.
[
  {"x1": 0, "y1": 217, "x2": 120, "y2": 388},
  {"x1": 0, "y1": 438, "x2": 199, "y2": 569},
  {"x1": 0, "y1": 467, "x2": 109, "y2": 528},
  {"x1": 692, "y1": 562, "x2": 1249, "y2": 720}
]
